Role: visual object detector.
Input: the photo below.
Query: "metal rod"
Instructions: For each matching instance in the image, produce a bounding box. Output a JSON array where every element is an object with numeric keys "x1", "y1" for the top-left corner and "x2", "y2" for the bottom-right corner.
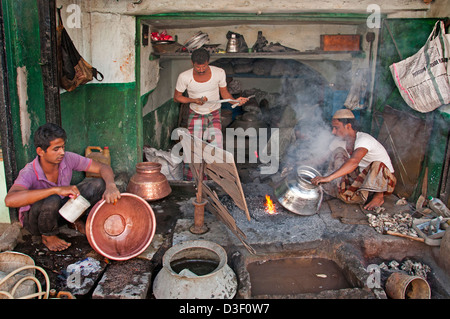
[
  {"x1": 190, "y1": 162, "x2": 209, "y2": 234},
  {"x1": 190, "y1": 198, "x2": 208, "y2": 234}
]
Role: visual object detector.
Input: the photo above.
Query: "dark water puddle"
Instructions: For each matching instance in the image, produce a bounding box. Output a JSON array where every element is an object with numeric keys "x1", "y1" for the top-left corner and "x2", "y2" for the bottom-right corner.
[{"x1": 247, "y1": 257, "x2": 352, "y2": 296}]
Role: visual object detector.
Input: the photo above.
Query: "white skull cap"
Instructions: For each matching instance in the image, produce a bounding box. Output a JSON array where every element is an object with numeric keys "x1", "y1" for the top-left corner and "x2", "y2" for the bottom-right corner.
[{"x1": 332, "y1": 109, "x2": 355, "y2": 119}]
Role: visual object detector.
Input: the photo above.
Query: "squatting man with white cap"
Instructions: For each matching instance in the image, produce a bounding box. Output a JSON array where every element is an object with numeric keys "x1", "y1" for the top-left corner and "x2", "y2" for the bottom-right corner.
[{"x1": 311, "y1": 108, "x2": 397, "y2": 211}]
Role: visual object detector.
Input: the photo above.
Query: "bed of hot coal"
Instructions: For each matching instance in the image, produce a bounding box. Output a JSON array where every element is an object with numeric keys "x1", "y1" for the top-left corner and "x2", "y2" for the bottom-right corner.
[{"x1": 220, "y1": 183, "x2": 290, "y2": 221}]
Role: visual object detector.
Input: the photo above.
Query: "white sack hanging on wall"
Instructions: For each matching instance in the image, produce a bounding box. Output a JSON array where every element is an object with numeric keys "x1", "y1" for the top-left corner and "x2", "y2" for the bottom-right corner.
[{"x1": 389, "y1": 21, "x2": 450, "y2": 113}]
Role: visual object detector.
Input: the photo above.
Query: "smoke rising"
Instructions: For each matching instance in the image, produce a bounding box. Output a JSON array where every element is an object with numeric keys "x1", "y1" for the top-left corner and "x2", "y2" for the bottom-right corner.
[
  {"x1": 274, "y1": 74, "x2": 339, "y2": 176},
  {"x1": 282, "y1": 102, "x2": 336, "y2": 175}
]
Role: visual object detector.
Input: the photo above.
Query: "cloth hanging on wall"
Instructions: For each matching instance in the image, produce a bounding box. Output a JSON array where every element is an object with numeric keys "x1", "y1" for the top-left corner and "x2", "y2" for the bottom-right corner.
[{"x1": 56, "y1": 8, "x2": 103, "y2": 92}]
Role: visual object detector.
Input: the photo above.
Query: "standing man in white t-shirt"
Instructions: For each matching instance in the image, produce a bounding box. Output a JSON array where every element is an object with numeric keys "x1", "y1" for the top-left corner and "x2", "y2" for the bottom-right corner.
[
  {"x1": 174, "y1": 48, "x2": 248, "y2": 179},
  {"x1": 311, "y1": 109, "x2": 397, "y2": 211}
]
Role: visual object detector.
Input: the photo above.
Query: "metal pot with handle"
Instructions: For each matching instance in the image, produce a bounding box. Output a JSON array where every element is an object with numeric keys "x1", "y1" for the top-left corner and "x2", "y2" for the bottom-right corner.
[{"x1": 274, "y1": 165, "x2": 323, "y2": 216}]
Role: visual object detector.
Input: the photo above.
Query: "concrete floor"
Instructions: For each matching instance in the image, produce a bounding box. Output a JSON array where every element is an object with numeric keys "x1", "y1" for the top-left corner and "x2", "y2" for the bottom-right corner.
[{"x1": 1, "y1": 180, "x2": 450, "y2": 299}]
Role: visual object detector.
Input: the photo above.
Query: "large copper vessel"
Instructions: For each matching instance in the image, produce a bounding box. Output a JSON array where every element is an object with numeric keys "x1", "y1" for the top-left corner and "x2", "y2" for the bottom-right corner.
[
  {"x1": 127, "y1": 162, "x2": 172, "y2": 201},
  {"x1": 86, "y1": 193, "x2": 156, "y2": 261}
]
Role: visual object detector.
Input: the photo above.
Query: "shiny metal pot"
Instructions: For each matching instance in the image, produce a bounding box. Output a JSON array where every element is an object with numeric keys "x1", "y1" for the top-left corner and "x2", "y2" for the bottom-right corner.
[{"x1": 274, "y1": 166, "x2": 323, "y2": 216}]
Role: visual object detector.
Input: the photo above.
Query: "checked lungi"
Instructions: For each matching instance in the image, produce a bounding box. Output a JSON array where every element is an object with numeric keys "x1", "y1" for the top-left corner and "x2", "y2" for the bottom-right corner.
[
  {"x1": 322, "y1": 147, "x2": 397, "y2": 205},
  {"x1": 184, "y1": 108, "x2": 223, "y2": 180}
]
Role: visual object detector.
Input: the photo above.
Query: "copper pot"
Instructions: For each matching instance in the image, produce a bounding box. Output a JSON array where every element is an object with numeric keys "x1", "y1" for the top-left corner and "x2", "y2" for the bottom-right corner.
[
  {"x1": 127, "y1": 162, "x2": 171, "y2": 201},
  {"x1": 86, "y1": 193, "x2": 156, "y2": 261}
]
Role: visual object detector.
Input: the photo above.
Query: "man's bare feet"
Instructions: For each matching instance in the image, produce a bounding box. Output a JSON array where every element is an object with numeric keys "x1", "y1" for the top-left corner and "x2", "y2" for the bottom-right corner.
[
  {"x1": 364, "y1": 192, "x2": 384, "y2": 211},
  {"x1": 42, "y1": 235, "x2": 71, "y2": 251}
]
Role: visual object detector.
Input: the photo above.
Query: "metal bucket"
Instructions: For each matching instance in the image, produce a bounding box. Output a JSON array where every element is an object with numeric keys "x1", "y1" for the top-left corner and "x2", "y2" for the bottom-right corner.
[
  {"x1": 385, "y1": 272, "x2": 431, "y2": 299},
  {"x1": 274, "y1": 166, "x2": 323, "y2": 215}
]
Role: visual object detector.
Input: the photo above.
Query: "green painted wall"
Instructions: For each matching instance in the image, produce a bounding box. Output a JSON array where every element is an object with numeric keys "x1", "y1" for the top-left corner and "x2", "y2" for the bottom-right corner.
[
  {"x1": 60, "y1": 83, "x2": 140, "y2": 183},
  {"x1": 2, "y1": 0, "x2": 47, "y2": 170},
  {"x1": 372, "y1": 19, "x2": 441, "y2": 117},
  {"x1": 3, "y1": 0, "x2": 141, "y2": 184},
  {"x1": 143, "y1": 98, "x2": 180, "y2": 151},
  {"x1": 373, "y1": 18, "x2": 450, "y2": 200}
]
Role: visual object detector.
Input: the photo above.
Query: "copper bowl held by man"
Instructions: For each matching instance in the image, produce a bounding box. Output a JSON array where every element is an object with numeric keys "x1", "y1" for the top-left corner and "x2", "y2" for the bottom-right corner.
[{"x1": 86, "y1": 193, "x2": 156, "y2": 261}]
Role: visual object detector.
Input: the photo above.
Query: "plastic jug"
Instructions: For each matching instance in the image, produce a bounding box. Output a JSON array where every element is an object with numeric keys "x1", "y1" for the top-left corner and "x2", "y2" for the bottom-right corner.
[
  {"x1": 85, "y1": 146, "x2": 111, "y2": 178},
  {"x1": 428, "y1": 196, "x2": 450, "y2": 217}
]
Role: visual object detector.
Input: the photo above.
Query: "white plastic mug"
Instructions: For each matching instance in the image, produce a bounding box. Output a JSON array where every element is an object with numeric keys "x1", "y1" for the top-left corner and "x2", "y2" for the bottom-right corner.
[{"x1": 59, "y1": 195, "x2": 91, "y2": 223}]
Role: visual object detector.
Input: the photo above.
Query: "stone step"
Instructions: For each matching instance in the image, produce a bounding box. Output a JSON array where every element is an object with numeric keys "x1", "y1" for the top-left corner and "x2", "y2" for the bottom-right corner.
[
  {"x1": 92, "y1": 257, "x2": 153, "y2": 299},
  {"x1": 92, "y1": 234, "x2": 164, "y2": 299}
]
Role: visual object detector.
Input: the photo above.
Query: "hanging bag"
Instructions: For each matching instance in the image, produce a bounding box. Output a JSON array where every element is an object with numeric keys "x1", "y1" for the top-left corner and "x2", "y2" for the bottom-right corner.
[
  {"x1": 389, "y1": 20, "x2": 450, "y2": 113},
  {"x1": 56, "y1": 8, "x2": 103, "y2": 92},
  {"x1": 443, "y1": 21, "x2": 450, "y2": 82}
]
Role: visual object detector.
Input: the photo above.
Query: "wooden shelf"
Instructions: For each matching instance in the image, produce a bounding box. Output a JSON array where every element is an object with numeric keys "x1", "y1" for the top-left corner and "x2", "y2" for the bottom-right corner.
[{"x1": 156, "y1": 51, "x2": 364, "y2": 61}]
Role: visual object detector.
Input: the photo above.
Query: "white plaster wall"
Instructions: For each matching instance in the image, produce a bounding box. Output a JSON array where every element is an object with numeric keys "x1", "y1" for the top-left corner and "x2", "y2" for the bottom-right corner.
[
  {"x1": 142, "y1": 59, "x2": 191, "y2": 116},
  {"x1": 16, "y1": 66, "x2": 31, "y2": 148},
  {"x1": 90, "y1": 12, "x2": 136, "y2": 83},
  {"x1": 427, "y1": 0, "x2": 450, "y2": 18},
  {"x1": 140, "y1": 23, "x2": 160, "y2": 96},
  {"x1": 56, "y1": 0, "x2": 136, "y2": 84},
  {"x1": 88, "y1": 0, "x2": 438, "y2": 16},
  {"x1": 57, "y1": 0, "x2": 448, "y2": 88},
  {"x1": 57, "y1": 1, "x2": 91, "y2": 70},
  {"x1": 161, "y1": 24, "x2": 360, "y2": 53}
]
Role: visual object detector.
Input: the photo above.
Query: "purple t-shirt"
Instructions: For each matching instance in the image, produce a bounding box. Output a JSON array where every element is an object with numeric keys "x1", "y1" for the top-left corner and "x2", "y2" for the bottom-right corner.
[{"x1": 13, "y1": 152, "x2": 92, "y2": 224}]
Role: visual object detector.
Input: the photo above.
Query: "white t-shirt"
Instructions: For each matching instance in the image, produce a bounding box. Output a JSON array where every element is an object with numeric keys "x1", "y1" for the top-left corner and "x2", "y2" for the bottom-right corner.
[
  {"x1": 175, "y1": 65, "x2": 227, "y2": 115},
  {"x1": 354, "y1": 132, "x2": 394, "y2": 172}
]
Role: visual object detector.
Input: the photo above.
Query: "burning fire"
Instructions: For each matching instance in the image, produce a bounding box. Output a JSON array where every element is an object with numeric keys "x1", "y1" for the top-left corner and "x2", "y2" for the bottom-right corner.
[{"x1": 264, "y1": 195, "x2": 277, "y2": 215}]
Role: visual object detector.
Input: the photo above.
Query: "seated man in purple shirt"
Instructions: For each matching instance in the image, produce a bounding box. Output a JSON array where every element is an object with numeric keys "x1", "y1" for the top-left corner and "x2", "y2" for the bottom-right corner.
[{"x1": 5, "y1": 123, "x2": 121, "y2": 251}]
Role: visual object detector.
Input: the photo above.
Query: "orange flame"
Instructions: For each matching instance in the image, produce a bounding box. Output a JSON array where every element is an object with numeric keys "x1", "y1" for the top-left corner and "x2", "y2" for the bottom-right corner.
[{"x1": 264, "y1": 195, "x2": 277, "y2": 215}]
